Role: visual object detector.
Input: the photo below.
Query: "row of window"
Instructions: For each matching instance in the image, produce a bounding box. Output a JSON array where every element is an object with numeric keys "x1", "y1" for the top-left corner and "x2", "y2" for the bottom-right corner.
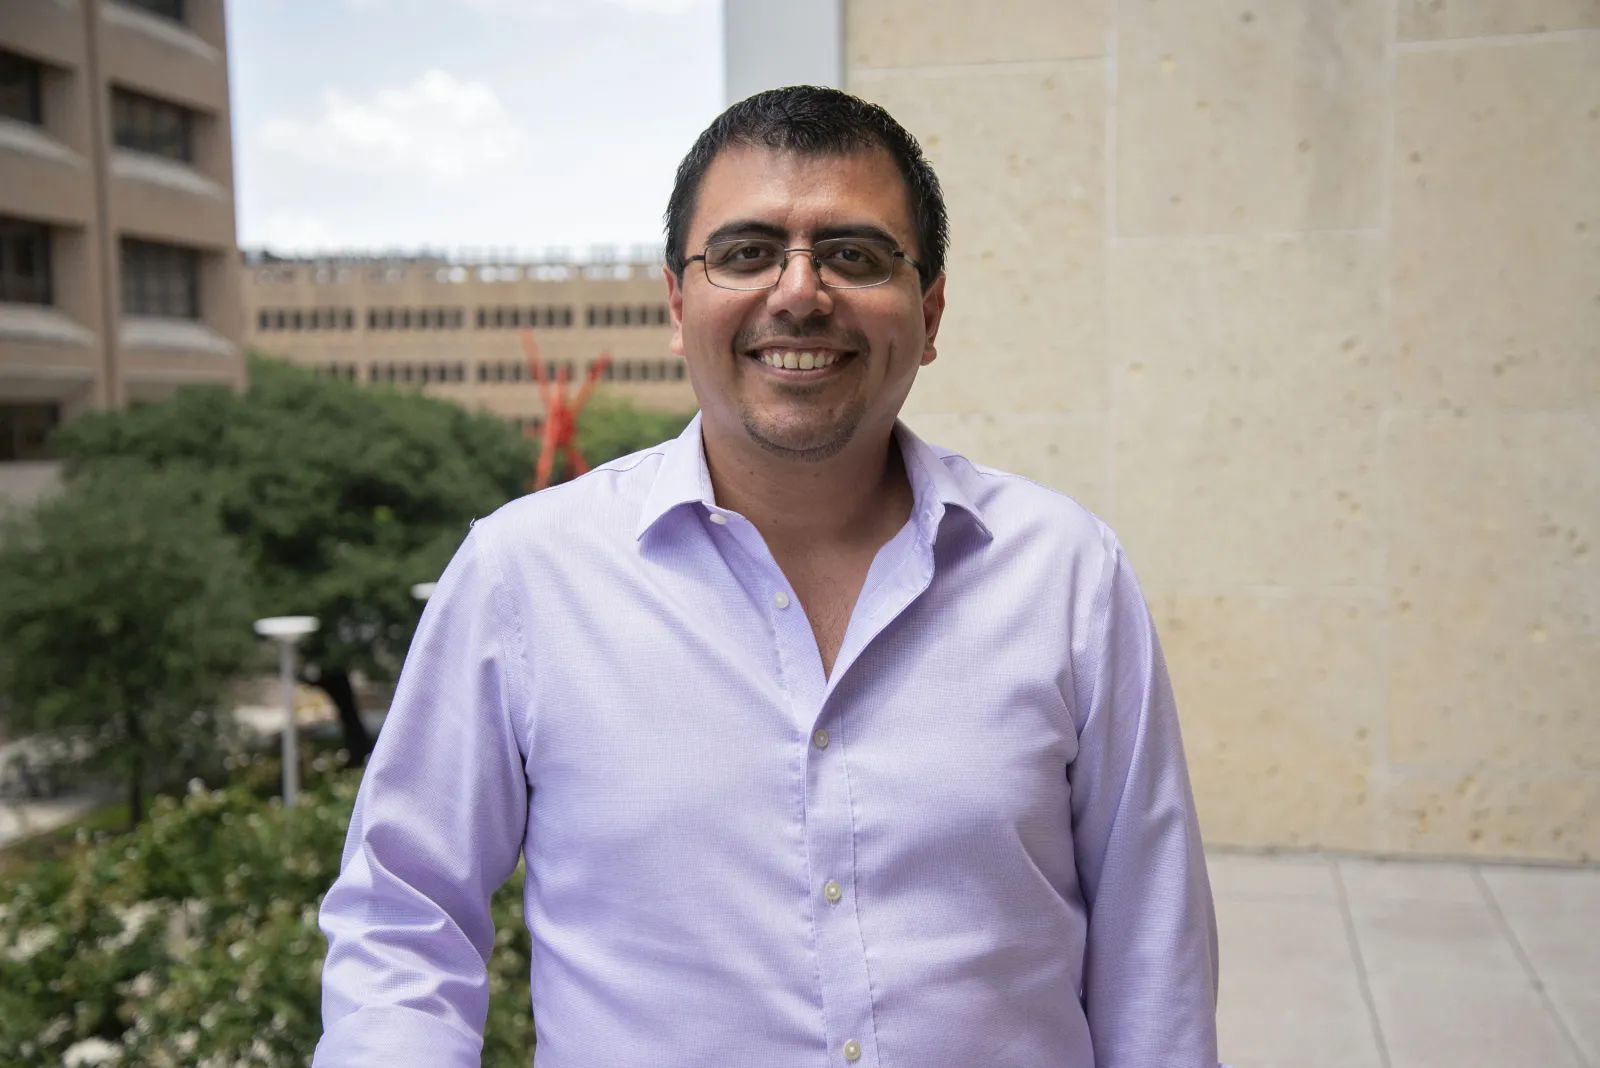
[
  {"x1": 1, "y1": 217, "x2": 200, "y2": 318},
  {"x1": 311, "y1": 359, "x2": 687, "y2": 387},
  {"x1": 255, "y1": 304, "x2": 670, "y2": 333},
  {"x1": 2, "y1": 48, "x2": 201, "y2": 163}
]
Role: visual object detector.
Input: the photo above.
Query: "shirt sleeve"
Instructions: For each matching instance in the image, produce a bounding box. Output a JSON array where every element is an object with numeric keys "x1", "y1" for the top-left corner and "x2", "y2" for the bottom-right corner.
[
  {"x1": 314, "y1": 527, "x2": 531, "y2": 1068},
  {"x1": 1067, "y1": 535, "x2": 1223, "y2": 1068}
]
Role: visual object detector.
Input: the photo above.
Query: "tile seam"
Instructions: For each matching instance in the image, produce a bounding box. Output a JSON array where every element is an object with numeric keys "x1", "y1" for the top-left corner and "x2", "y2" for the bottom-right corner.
[
  {"x1": 1471, "y1": 867, "x2": 1593, "y2": 1067},
  {"x1": 1104, "y1": 0, "x2": 1119, "y2": 527},
  {"x1": 1396, "y1": 27, "x2": 1600, "y2": 52},
  {"x1": 1331, "y1": 861, "x2": 1396, "y2": 1068},
  {"x1": 848, "y1": 55, "x2": 1107, "y2": 79}
]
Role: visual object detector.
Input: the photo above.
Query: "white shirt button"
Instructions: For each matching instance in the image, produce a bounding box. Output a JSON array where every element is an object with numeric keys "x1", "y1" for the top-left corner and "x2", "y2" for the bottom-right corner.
[
  {"x1": 772, "y1": 591, "x2": 791, "y2": 609},
  {"x1": 824, "y1": 880, "x2": 842, "y2": 903},
  {"x1": 843, "y1": 1039, "x2": 862, "y2": 1062},
  {"x1": 812, "y1": 728, "x2": 829, "y2": 749},
  {"x1": 707, "y1": 512, "x2": 728, "y2": 525}
]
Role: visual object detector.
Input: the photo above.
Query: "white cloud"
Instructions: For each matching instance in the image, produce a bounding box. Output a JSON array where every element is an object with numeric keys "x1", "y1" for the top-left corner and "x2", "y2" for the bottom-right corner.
[
  {"x1": 345, "y1": 0, "x2": 715, "y2": 13},
  {"x1": 257, "y1": 69, "x2": 527, "y2": 180},
  {"x1": 252, "y1": 210, "x2": 340, "y2": 254}
]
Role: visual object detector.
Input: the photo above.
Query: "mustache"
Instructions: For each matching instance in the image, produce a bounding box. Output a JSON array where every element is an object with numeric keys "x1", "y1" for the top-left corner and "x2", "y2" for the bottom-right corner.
[{"x1": 733, "y1": 319, "x2": 870, "y2": 354}]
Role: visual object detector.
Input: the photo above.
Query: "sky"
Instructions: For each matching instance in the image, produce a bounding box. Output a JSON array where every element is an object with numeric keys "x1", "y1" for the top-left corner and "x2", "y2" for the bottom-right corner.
[{"x1": 225, "y1": 0, "x2": 725, "y2": 259}]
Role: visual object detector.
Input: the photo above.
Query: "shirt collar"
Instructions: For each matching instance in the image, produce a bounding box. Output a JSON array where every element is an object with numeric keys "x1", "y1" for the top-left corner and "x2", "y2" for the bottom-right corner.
[{"x1": 635, "y1": 412, "x2": 992, "y2": 544}]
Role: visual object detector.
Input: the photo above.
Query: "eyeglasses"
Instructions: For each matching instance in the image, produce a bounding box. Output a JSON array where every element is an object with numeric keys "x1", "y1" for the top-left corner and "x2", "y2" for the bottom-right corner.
[{"x1": 686, "y1": 236, "x2": 922, "y2": 291}]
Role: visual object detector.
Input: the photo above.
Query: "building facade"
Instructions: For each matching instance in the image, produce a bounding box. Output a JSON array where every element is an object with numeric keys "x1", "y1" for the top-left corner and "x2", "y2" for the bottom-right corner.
[
  {"x1": 0, "y1": 0, "x2": 245, "y2": 501},
  {"x1": 242, "y1": 252, "x2": 694, "y2": 431},
  {"x1": 730, "y1": 2, "x2": 1599, "y2": 863}
]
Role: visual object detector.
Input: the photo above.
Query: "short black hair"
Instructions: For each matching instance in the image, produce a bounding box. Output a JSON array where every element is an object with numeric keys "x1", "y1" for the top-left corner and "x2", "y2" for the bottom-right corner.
[{"x1": 664, "y1": 86, "x2": 949, "y2": 290}]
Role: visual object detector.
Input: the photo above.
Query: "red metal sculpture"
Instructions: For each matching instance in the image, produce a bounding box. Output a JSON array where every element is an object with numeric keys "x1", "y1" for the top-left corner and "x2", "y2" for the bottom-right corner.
[{"x1": 519, "y1": 328, "x2": 611, "y2": 491}]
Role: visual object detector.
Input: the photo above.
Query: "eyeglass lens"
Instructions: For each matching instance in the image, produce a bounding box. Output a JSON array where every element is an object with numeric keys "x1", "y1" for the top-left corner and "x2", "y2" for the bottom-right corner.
[{"x1": 703, "y1": 238, "x2": 899, "y2": 290}]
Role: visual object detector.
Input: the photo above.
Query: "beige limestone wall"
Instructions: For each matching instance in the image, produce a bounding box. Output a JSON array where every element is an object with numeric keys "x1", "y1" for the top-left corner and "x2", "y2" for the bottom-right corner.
[{"x1": 846, "y1": 0, "x2": 1599, "y2": 862}]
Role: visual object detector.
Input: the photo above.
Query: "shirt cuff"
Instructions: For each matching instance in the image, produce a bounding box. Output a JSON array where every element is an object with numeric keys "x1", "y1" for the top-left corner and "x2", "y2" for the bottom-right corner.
[{"x1": 312, "y1": 1005, "x2": 484, "y2": 1068}]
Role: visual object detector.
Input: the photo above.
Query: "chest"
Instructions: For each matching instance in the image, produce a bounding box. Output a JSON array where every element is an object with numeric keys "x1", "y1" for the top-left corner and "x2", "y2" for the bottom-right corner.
[{"x1": 779, "y1": 549, "x2": 877, "y2": 677}]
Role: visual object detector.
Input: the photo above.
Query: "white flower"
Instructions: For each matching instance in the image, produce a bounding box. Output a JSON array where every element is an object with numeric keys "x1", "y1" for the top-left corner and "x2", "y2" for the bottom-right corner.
[
  {"x1": 62, "y1": 1037, "x2": 121, "y2": 1066},
  {"x1": 6, "y1": 925, "x2": 56, "y2": 961}
]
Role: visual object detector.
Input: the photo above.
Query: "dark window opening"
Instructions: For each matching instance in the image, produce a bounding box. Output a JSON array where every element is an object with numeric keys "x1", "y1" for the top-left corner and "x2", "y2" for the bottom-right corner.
[
  {"x1": 111, "y1": 87, "x2": 194, "y2": 162},
  {"x1": 0, "y1": 402, "x2": 61, "y2": 461},
  {"x1": 122, "y1": 0, "x2": 186, "y2": 22},
  {"x1": 0, "y1": 217, "x2": 52, "y2": 305},
  {"x1": 257, "y1": 310, "x2": 269, "y2": 330},
  {"x1": 0, "y1": 49, "x2": 45, "y2": 127},
  {"x1": 120, "y1": 238, "x2": 198, "y2": 318}
]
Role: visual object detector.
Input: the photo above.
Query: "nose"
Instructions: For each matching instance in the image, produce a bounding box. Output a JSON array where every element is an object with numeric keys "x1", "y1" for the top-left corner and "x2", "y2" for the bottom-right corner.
[{"x1": 765, "y1": 249, "x2": 833, "y2": 321}]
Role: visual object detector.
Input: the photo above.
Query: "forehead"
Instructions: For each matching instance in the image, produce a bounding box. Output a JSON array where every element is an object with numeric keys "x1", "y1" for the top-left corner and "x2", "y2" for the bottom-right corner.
[{"x1": 687, "y1": 146, "x2": 915, "y2": 247}]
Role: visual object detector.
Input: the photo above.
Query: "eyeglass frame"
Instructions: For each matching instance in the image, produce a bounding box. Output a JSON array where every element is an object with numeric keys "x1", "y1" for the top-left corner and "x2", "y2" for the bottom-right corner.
[{"x1": 684, "y1": 236, "x2": 924, "y2": 292}]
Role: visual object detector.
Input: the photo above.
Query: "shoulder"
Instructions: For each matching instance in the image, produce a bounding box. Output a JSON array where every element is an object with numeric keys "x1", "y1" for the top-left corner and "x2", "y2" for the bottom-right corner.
[
  {"x1": 466, "y1": 442, "x2": 671, "y2": 557},
  {"x1": 928, "y1": 445, "x2": 1121, "y2": 563}
]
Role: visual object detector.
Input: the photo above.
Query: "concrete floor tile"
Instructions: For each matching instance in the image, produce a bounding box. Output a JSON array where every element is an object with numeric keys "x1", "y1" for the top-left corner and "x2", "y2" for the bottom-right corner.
[
  {"x1": 1480, "y1": 867, "x2": 1600, "y2": 989},
  {"x1": 1219, "y1": 971, "x2": 1383, "y2": 1068},
  {"x1": 1350, "y1": 899, "x2": 1524, "y2": 980},
  {"x1": 1546, "y1": 984, "x2": 1600, "y2": 1067},
  {"x1": 1218, "y1": 896, "x2": 1354, "y2": 980},
  {"x1": 1480, "y1": 865, "x2": 1600, "y2": 915},
  {"x1": 1370, "y1": 973, "x2": 1584, "y2": 1068},
  {"x1": 1337, "y1": 857, "x2": 1482, "y2": 904},
  {"x1": 1207, "y1": 851, "x2": 1339, "y2": 901}
]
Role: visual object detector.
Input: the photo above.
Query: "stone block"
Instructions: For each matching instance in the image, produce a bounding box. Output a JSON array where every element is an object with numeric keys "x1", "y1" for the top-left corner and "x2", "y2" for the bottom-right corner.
[
  {"x1": 1156, "y1": 591, "x2": 1382, "y2": 852},
  {"x1": 1392, "y1": 38, "x2": 1600, "y2": 410},
  {"x1": 1116, "y1": 0, "x2": 1387, "y2": 234},
  {"x1": 1383, "y1": 769, "x2": 1600, "y2": 862},
  {"x1": 847, "y1": 0, "x2": 1104, "y2": 68},
  {"x1": 1112, "y1": 234, "x2": 1386, "y2": 592},
  {"x1": 1399, "y1": 0, "x2": 1600, "y2": 40},
  {"x1": 853, "y1": 63, "x2": 1107, "y2": 415}
]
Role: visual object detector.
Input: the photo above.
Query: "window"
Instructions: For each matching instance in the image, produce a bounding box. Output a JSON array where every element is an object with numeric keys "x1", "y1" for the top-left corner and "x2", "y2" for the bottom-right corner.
[
  {"x1": 343, "y1": 309, "x2": 354, "y2": 330},
  {"x1": 274, "y1": 310, "x2": 286, "y2": 330},
  {"x1": 0, "y1": 50, "x2": 44, "y2": 126},
  {"x1": 123, "y1": 0, "x2": 186, "y2": 20},
  {"x1": 111, "y1": 88, "x2": 194, "y2": 162},
  {"x1": 257, "y1": 310, "x2": 269, "y2": 330},
  {"x1": 586, "y1": 306, "x2": 597, "y2": 328},
  {"x1": 121, "y1": 238, "x2": 198, "y2": 318},
  {"x1": 562, "y1": 307, "x2": 574, "y2": 327},
  {"x1": 0, "y1": 218, "x2": 53, "y2": 305},
  {"x1": 0, "y1": 403, "x2": 60, "y2": 461},
  {"x1": 674, "y1": 360, "x2": 686, "y2": 380}
]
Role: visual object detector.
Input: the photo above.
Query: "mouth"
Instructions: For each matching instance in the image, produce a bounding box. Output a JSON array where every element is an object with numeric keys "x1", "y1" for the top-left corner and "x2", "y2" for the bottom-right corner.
[{"x1": 748, "y1": 347, "x2": 853, "y2": 373}]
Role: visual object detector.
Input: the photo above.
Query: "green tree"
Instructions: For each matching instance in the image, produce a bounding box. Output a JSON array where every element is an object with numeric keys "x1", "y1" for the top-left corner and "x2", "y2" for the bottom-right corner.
[
  {"x1": 55, "y1": 356, "x2": 531, "y2": 764},
  {"x1": 56, "y1": 356, "x2": 695, "y2": 763},
  {"x1": 0, "y1": 463, "x2": 256, "y2": 824}
]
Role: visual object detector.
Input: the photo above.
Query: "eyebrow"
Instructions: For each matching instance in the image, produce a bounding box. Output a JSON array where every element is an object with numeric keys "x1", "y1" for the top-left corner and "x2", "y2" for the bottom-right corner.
[{"x1": 700, "y1": 219, "x2": 906, "y2": 248}]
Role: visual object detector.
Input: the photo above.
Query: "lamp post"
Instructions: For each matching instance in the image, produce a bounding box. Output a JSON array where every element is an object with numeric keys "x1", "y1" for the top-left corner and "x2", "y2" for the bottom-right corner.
[{"x1": 252, "y1": 616, "x2": 319, "y2": 808}]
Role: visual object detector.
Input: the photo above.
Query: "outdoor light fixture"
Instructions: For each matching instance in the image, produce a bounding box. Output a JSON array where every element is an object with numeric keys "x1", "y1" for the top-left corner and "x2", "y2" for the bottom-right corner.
[
  {"x1": 410, "y1": 583, "x2": 437, "y2": 601},
  {"x1": 252, "y1": 616, "x2": 320, "y2": 809}
]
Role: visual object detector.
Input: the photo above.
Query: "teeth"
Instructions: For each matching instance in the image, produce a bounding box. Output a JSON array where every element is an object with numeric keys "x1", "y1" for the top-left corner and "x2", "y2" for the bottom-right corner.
[{"x1": 759, "y1": 350, "x2": 842, "y2": 370}]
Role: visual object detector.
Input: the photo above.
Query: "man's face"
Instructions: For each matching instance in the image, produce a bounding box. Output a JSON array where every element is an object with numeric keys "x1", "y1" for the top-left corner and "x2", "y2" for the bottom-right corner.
[{"x1": 666, "y1": 146, "x2": 945, "y2": 462}]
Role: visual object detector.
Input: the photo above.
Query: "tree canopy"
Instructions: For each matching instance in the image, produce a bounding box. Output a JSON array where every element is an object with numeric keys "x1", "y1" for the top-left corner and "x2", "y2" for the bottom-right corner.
[
  {"x1": 0, "y1": 462, "x2": 257, "y2": 823},
  {"x1": 54, "y1": 355, "x2": 694, "y2": 760}
]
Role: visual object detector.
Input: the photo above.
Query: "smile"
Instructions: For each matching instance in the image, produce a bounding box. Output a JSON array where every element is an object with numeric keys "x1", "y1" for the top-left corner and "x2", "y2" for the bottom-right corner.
[{"x1": 755, "y1": 348, "x2": 847, "y2": 370}]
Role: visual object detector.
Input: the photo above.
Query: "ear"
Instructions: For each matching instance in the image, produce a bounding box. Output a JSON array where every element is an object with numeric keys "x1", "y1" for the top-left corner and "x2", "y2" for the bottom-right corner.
[
  {"x1": 919, "y1": 273, "x2": 946, "y2": 367},
  {"x1": 665, "y1": 265, "x2": 686, "y2": 357}
]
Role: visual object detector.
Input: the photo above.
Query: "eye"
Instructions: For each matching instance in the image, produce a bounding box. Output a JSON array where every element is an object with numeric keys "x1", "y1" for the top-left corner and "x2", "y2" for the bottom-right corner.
[
  {"x1": 819, "y1": 240, "x2": 889, "y2": 278},
  {"x1": 708, "y1": 240, "x2": 780, "y2": 271}
]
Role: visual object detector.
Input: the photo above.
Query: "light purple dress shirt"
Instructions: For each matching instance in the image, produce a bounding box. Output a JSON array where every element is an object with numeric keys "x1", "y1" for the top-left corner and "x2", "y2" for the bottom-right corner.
[{"x1": 315, "y1": 414, "x2": 1224, "y2": 1068}]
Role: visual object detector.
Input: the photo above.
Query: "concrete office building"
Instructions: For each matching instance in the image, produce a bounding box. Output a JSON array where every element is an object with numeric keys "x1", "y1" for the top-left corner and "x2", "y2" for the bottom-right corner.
[
  {"x1": 241, "y1": 251, "x2": 693, "y2": 430},
  {"x1": 0, "y1": 0, "x2": 245, "y2": 503},
  {"x1": 729, "y1": 1, "x2": 1600, "y2": 863}
]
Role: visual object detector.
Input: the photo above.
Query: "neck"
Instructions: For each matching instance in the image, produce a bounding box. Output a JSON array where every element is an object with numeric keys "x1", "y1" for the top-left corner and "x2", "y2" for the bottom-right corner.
[{"x1": 701, "y1": 421, "x2": 914, "y2": 551}]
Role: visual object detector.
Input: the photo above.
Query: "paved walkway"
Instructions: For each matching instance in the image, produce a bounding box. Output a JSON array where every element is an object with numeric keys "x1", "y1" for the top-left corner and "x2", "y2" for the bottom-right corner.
[{"x1": 1211, "y1": 851, "x2": 1598, "y2": 1068}]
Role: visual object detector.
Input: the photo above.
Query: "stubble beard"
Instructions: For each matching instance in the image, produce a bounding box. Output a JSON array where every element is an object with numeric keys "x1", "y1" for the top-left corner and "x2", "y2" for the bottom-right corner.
[{"x1": 740, "y1": 386, "x2": 867, "y2": 462}]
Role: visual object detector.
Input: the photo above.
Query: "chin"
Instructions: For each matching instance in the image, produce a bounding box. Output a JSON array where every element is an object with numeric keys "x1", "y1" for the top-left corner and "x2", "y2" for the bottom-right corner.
[{"x1": 742, "y1": 414, "x2": 860, "y2": 462}]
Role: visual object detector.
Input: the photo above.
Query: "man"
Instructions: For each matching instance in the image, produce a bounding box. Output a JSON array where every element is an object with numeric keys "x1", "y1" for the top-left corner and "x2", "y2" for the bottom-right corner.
[{"x1": 315, "y1": 86, "x2": 1223, "y2": 1067}]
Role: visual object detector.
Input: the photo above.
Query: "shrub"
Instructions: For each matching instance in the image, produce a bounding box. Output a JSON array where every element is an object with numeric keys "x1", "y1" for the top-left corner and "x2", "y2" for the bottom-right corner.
[{"x1": 0, "y1": 759, "x2": 535, "y2": 1066}]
